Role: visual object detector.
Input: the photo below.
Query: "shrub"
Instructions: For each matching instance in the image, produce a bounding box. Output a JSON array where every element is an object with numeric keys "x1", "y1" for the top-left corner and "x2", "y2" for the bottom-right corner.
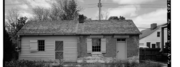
[
  {"x1": 137, "y1": 61, "x2": 163, "y2": 67},
  {"x1": 6, "y1": 60, "x2": 162, "y2": 67},
  {"x1": 81, "y1": 60, "x2": 139, "y2": 67},
  {"x1": 77, "y1": 60, "x2": 163, "y2": 67},
  {"x1": 4, "y1": 60, "x2": 60, "y2": 67}
]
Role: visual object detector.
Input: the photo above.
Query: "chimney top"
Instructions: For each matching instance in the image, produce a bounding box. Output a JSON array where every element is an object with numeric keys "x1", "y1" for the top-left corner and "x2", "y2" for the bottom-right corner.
[
  {"x1": 108, "y1": 16, "x2": 119, "y2": 20},
  {"x1": 79, "y1": 15, "x2": 85, "y2": 23},
  {"x1": 151, "y1": 23, "x2": 157, "y2": 30}
]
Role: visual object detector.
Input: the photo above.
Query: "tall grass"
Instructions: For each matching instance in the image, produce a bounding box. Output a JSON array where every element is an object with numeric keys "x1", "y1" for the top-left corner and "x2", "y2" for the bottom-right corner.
[
  {"x1": 5, "y1": 60, "x2": 163, "y2": 67},
  {"x1": 4, "y1": 60, "x2": 61, "y2": 67}
]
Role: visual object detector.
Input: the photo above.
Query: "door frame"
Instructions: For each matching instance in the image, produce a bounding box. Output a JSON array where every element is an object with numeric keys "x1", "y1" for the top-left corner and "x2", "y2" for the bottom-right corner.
[
  {"x1": 116, "y1": 38, "x2": 127, "y2": 60},
  {"x1": 55, "y1": 41, "x2": 64, "y2": 60}
]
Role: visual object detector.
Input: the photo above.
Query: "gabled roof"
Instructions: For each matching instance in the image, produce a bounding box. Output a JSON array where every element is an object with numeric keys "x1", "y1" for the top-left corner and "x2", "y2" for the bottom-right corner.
[
  {"x1": 140, "y1": 23, "x2": 167, "y2": 39},
  {"x1": 17, "y1": 20, "x2": 141, "y2": 35}
]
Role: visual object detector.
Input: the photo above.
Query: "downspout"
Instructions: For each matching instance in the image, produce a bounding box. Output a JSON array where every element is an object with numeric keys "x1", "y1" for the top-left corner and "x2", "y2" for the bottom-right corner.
[{"x1": 161, "y1": 27, "x2": 164, "y2": 52}]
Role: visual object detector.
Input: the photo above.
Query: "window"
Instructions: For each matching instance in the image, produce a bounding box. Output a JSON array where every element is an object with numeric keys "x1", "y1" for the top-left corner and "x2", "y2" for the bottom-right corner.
[
  {"x1": 152, "y1": 44, "x2": 156, "y2": 48},
  {"x1": 38, "y1": 40, "x2": 45, "y2": 51},
  {"x1": 92, "y1": 38, "x2": 101, "y2": 52},
  {"x1": 147, "y1": 42, "x2": 151, "y2": 48},
  {"x1": 156, "y1": 42, "x2": 160, "y2": 48},
  {"x1": 165, "y1": 42, "x2": 168, "y2": 48},
  {"x1": 157, "y1": 32, "x2": 160, "y2": 37},
  {"x1": 117, "y1": 39, "x2": 126, "y2": 41}
]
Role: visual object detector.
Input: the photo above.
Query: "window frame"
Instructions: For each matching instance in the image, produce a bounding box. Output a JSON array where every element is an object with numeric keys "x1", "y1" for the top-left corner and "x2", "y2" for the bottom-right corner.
[
  {"x1": 156, "y1": 42, "x2": 160, "y2": 48},
  {"x1": 152, "y1": 44, "x2": 156, "y2": 48},
  {"x1": 117, "y1": 38, "x2": 126, "y2": 42},
  {"x1": 55, "y1": 41, "x2": 63, "y2": 59},
  {"x1": 38, "y1": 40, "x2": 45, "y2": 51},
  {"x1": 146, "y1": 42, "x2": 151, "y2": 48},
  {"x1": 92, "y1": 38, "x2": 101, "y2": 52},
  {"x1": 157, "y1": 32, "x2": 160, "y2": 37}
]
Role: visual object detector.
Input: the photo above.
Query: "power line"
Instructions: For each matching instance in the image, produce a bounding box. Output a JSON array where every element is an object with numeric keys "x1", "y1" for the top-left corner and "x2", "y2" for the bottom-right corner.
[
  {"x1": 83, "y1": 3, "x2": 166, "y2": 8},
  {"x1": 103, "y1": 3, "x2": 166, "y2": 5},
  {"x1": 84, "y1": 3, "x2": 166, "y2": 5},
  {"x1": 85, "y1": 6, "x2": 166, "y2": 8}
]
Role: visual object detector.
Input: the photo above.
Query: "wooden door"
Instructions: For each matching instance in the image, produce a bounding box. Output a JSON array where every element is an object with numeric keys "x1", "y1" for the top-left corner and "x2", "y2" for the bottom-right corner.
[
  {"x1": 116, "y1": 39, "x2": 127, "y2": 60},
  {"x1": 55, "y1": 41, "x2": 63, "y2": 60}
]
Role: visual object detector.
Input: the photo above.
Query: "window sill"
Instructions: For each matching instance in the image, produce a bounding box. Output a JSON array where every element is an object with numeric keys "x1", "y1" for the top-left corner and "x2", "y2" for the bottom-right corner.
[{"x1": 91, "y1": 52, "x2": 102, "y2": 54}]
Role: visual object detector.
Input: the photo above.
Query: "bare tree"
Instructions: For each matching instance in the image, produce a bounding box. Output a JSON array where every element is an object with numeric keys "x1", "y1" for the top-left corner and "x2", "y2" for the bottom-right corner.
[
  {"x1": 5, "y1": 8, "x2": 28, "y2": 60},
  {"x1": 49, "y1": 0, "x2": 80, "y2": 20},
  {"x1": 95, "y1": 10, "x2": 109, "y2": 20},
  {"x1": 32, "y1": 7, "x2": 48, "y2": 21},
  {"x1": 101, "y1": 11, "x2": 109, "y2": 20},
  {"x1": 5, "y1": 8, "x2": 19, "y2": 33},
  {"x1": 49, "y1": 3, "x2": 63, "y2": 20},
  {"x1": 32, "y1": 0, "x2": 80, "y2": 21},
  {"x1": 62, "y1": 0, "x2": 79, "y2": 20}
]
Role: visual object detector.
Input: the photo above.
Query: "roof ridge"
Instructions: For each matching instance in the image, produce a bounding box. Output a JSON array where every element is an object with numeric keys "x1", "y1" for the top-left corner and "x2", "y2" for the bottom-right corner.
[
  {"x1": 140, "y1": 26, "x2": 161, "y2": 39},
  {"x1": 17, "y1": 20, "x2": 141, "y2": 35}
]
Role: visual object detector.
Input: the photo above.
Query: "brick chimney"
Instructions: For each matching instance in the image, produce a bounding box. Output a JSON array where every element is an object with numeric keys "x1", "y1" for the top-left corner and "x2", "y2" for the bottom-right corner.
[
  {"x1": 79, "y1": 15, "x2": 85, "y2": 23},
  {"x1": 151, "y1": 23, "x2": 157, "y2": 30},
  {"x1": 108, "y1": 16, "x2": 119, "y2": 20}
]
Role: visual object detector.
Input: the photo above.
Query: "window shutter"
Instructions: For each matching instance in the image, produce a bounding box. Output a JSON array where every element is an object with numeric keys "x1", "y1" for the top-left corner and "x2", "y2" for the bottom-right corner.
[
  {"x1": 87, "y1": 38, "x2": 92, "y2": 53},
  {"x1": 30, "y1": 40, "x2": 38, "y2": 52},
  {"x1": 101, "y1": 38, "x2": 106, "y2": 53}
]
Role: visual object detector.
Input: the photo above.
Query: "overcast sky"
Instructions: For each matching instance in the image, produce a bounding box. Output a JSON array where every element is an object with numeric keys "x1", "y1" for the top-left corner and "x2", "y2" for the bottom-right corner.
[{"x1": 5, "y1": 0, "x2": 167, "y2": 30}]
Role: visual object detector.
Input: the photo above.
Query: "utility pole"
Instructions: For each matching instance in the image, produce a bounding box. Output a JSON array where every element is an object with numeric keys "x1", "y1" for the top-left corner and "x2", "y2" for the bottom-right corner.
[{"x1": 98, "y1": 0, "x2": 102, "y2": 20}]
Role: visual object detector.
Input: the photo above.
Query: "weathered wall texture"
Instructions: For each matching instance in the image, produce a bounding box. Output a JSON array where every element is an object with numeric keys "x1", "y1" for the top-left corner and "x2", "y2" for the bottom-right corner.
[
  {"x1": 78, "y1": 35, "x2": 139, "y2": 58},
  {"x1": 103, "y1": 36, "x2": 116, "y2": 57},
  {"x1": 19, "y1": 35, "x2": 139, "y2": 62},
  {"x1": 77, "y1": 35, "x2": 139, "y2": 62},
  {"x1": 127, "y1": 35, "x2": 139, "y2": 62},
  {"x1": 19, "y1": 36, "x2": 78, "y2": 61},
  {"x1": 77, "y1": 36, "x2": 91, "y2": 58},
  {"x1": 77, "y1": 35, "x2": 117, "y2": 58}
]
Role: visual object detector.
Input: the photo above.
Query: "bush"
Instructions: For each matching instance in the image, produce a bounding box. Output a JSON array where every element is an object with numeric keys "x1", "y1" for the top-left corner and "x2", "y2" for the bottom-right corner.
[
  {"x1": 79, "y1": 60, "x2": 139, "y2": 67},
  {"x1": 137, "y1": 61, "x2": 162, "y2": 67},
  {"x1": 6, "y1": 60, "x2": 163, "y2": 67},
  {"x1": 68, "y1": 60, "x2": 163, "y2": 67},
  {"x1": 111, "y1": 60, "x2": 139, "y2": 67},
  {"x1": 4, "y1": 60, "x2": 62, "y2": 67}
]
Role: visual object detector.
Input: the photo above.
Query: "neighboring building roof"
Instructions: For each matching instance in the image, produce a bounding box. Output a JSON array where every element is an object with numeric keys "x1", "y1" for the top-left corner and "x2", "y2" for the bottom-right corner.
[
  {"x1": 140, "y1": 23, "x2": 167, "y2": 39},
  {"x1": 17, "y1": 20, "x2": 141, "y2": 35}
]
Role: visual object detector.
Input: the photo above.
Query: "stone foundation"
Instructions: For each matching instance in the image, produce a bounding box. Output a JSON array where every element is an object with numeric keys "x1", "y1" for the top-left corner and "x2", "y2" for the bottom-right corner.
[
  {"x1": 77, "y1": 54, "x2": 115, "y2": 63},
  {"x1": 77, "y1": 54, "x2": 139, "y2": 63}
]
